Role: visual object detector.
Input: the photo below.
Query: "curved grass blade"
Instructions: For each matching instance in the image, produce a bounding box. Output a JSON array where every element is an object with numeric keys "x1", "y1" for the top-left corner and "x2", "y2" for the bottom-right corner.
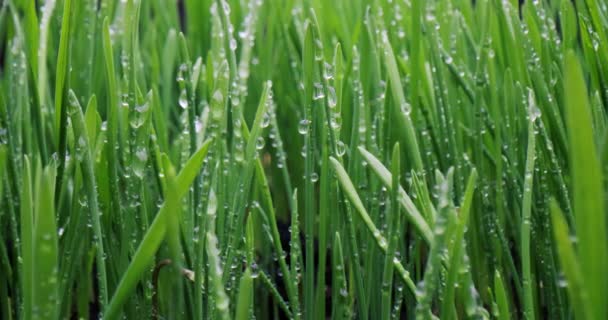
[
  {"x1": 358, "y1": 146, "x2": 433, "y2": 243},
  {"x1": 330, "y1": 157, "x2": 416, "y2": 294},
  {"x1": 259, "y1": 270, "x2": 292, "y2": 318},
  {"x1": 104, "y1": 139, "x2": 212, "y2": 319},
  {"x1": 382, "y1": 37, "x2": 423, "y2": 172}
]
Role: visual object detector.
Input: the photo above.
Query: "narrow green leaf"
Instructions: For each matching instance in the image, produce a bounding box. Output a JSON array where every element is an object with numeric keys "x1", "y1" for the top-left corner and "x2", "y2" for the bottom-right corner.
[
  {"x1": 522, "y1": 91, "x2": 537, "y2": 320},
  {"x1": 564, "y1": 50, "x2": 607, "y2": 320},
  {"x1": 235, "y1": 269, "x2": 253, "y2": 320},
  {"x1": 20, "y1": 157, "x2": 34, "y2": 320},
  {"x1": 32, "y1": 165, "x2": 58, "y2": 320},
  {"x1": 382, "y1": 37, "x2": 423, "y2": 172},
  {"x1": 550, "y1": 201, "x2": 591, "y2": 320},
  {"x1": 380, "y1": 143, "x2": 401, "y2": 320},
  {"x1": 494, "y1": 271, "x2": 511, "y2": 320}
]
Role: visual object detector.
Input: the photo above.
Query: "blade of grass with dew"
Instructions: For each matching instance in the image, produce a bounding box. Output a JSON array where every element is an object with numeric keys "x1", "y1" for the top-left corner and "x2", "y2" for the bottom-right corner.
[
  {"x1": 53, "y1": 0, "x2": 73, "y2": 202},
  {"x1": 289, "y1": 189, "x2": 302, "y2": 306},
  {"x1": 84, "y1": 95, "x2": 99, "y2": 146},
  {"x1": 521, "y1": 89, "x2": 538, "y2": 320},
  {"x1": 382, "y1": 35, "x2": 423, "y2": 173},
  {"x1": 314, "y1": 45, "x2": 340, "y2": 320},
  {"x1": 302, "y1": 22, "x2": 317, "y2": 320},
  {"x1": 331, "y1": 233, "x2": 348, "y2": 320},
  {"x1": 206, "y1": 189, "x2": 230, "y2": 320},
  {"x1": 259, "y1": 270, "x2": 292, "y2": 318},
  {"x1": 380, "y1": 143, "x2": 400, "y2": 320},
  {"x1": 37, "y1": 0, "x2": 56, "y2": 107}
]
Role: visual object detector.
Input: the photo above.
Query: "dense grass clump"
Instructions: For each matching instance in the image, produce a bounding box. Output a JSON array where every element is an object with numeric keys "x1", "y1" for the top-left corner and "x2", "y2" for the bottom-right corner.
[{"x1": 1, "y1": 0, "x2": 608, "y2": 319}]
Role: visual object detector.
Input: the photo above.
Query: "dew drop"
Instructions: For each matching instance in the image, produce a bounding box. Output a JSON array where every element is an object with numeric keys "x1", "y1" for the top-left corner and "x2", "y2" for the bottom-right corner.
[
  {"x1": 401, "y1": 102, "x2": 412, "y2": 116},
  {"x1": 336, "y1": 140, "x2": 346, "y2": 157},
  {"x1": 327, "y1": 86, "x2": 337, "y2": 108},
  {"x1": 331, "y1": 115, "x2": 342, "y2": 130},
  {"x1": 256, "y1": 137, "x2": 265, "y2": 150},
  {"x1": 179, "y1": 90, "x2": 188, "y2": 109},
  {"x1": 324, "y1": 62, "x2": 334, "y2": 80},
  {"x1": 261, "y1": 113, "x2": 270, "y2": 128},
  {"x1": 298, "y1": 119, "x2": 311, "y2": 135},
  {"x1": 313, "y1": 82, "x2": 325, "y2": 100}
]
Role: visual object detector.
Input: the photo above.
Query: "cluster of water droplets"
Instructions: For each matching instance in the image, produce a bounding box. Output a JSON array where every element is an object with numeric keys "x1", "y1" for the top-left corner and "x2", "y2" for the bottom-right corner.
[
  {"x1": 527, "y1": 89, "x2": 542, "y2": 122},
  {"x1": 352, "y1": 48, "x2": 368, "y2": 147},
  {"x1": 265, "y1": 101, "x2": 290, "y2": 170}
]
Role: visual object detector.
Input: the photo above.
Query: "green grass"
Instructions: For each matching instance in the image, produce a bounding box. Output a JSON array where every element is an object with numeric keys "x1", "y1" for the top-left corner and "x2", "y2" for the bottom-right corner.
[{"x1": 1, "y1": 0, "x2": 608, "y2": 319}]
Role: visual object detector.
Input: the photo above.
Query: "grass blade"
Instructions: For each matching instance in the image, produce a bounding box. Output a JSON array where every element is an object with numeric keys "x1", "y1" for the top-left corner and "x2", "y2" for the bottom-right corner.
[
  {"x1": 235, "y1": 268, "x2": 253, "y2": 320},
  {"x1": 20, "y1": 158, "x2": 33, "y2": 320},
  {"x1": 522, "y1": 91, "x2": 538, "y2": 320},
  {"x1": 380, "y1": 143, "x2": 401, "y2": 320},
  {"x1": 494, "y1": 271, "x2": 511, "y2": 320},
  {"x1": 33, "y1": 165, "x2": 59, "y2": 319},
  {"x1": 563, "y1": 50, "x2": 607, "y2": 320},
  {"x1": 550, "y1": 200, "x2": 591, "y2": 320}
]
